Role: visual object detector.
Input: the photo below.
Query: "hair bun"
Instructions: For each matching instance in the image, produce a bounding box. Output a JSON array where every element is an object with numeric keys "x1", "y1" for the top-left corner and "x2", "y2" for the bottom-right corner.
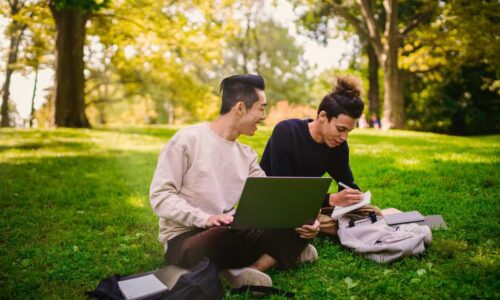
[{"x1": 333, "y1": 75, "x2": 362, "y2": 98}]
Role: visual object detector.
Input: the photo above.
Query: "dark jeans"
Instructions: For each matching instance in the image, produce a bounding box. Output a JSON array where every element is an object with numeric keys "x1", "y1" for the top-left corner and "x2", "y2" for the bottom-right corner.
[{"x1": 165, "y1": 227, "x2": 309, "y2": 270}]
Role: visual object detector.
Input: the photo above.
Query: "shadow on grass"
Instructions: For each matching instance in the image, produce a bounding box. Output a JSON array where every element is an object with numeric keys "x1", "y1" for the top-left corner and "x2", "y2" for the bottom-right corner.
[
  {"x1": 0, "y1": 150, "x2": 166, "y2": 299},
  {"x1": 93, "y1": 126, "x2": 179, "y2": 140},
  {"x1": 0, "y1": 141, "x2": 93, "y2": 153}
]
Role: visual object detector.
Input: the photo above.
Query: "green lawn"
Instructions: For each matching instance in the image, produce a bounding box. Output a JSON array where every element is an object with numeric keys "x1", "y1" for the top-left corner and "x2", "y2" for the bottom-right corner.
[{"x1": 1, "y1": 126, "x2": 499, "y2": 299}]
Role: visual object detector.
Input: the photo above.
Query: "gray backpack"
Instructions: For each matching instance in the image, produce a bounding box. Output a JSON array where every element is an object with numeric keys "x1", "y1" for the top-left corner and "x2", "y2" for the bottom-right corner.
[{"x1": 337, "y1": 216, "x2": 431, "y2": 263}]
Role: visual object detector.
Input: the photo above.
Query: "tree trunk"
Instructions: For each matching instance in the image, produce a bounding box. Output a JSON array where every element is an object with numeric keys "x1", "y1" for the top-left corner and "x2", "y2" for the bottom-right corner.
[
  {"x1": 29, "y1": 67, "x2": 39, "y2": 128},
  {"x1": 381, "y1": 47, "x2": 404, "y2": 129},
  {"x1": 1, "y1": 65, "x2": 14, "y2": 128},
  {"x1": 51, "y1": 7, "x2": 90, "y2": 128},
  {"x1": 380, "y1": 0, "x2": 404, "y2": 129},
  {"x1": 366, "y1": 43, "x2": 380, "y2": 118},
  {"x1": 1, "y1": 22, "x2": 24, "y2": 127},
  {"x1": 168, "y1": 102, "x2": 175, "y2": 124}
]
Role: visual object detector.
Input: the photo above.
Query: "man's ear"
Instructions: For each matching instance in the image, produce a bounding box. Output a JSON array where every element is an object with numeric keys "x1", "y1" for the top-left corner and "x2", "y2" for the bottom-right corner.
[{"x1": 235, "y1": 101, "x2": 246, "y2": 115}]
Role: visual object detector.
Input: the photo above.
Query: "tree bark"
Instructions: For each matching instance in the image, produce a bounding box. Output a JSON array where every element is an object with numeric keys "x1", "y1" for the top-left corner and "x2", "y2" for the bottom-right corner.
[
  {"x1": 359, "y1": 0, "x2": 405, "y2": 129},
  {"x1": 366, "y1": 43, "x2": 379, "y2": 118},
  {"x1": 50, "y1": 7, "x2": 90, "y2": 128},
  {"x1": 381, "y1": 50, "x2": 404, "y2": 129},
  {"x1": 29, "y1": 66, "x2": 39, "y2": 128},
  {"x1": 380, "y1": 0, "x2": 404, "y2": 129},
  {"x1": 1, "y1": 21, "x2": 25, "y2": 127}
]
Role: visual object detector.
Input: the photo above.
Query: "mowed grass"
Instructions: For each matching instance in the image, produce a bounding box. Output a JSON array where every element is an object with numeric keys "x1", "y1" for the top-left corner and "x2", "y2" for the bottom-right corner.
[{"x1": 0, "y1": 126, "x2": 499, "y2": 299}]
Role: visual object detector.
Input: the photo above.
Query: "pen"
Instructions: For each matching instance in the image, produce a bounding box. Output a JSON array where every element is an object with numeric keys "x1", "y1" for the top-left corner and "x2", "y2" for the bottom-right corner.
[
  {"x1": 339, "y1": 181, "x2": 364, "y2": 194},
  {"x1": 338, "y1": 181, "x2": 352, "y2": 190}
]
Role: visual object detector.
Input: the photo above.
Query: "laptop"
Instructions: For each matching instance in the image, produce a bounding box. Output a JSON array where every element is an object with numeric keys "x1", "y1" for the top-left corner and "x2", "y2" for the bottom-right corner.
[
  {"x1": 384, "y1": 211, "x2": 425, "y2": 225},
  {"x1": 230, "y1": 177, "x2": 332, "y2": 229}
]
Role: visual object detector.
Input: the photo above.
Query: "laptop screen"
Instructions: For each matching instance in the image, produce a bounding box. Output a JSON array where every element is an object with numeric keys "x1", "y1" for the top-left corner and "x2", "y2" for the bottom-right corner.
[{"x1": 231, "y1": 177, "x2": 332, "y2": 229}]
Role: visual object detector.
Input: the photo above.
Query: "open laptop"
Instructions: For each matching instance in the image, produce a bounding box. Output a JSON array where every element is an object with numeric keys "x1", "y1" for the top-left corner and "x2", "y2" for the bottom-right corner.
[{"x1": 230, "y1": 177, "x2": 332, "y2": 229}]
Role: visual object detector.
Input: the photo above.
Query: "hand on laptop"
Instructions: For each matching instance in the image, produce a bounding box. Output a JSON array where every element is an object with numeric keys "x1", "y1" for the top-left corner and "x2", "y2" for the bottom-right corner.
[
  {"x1": 295, "y1": 219, "x2": 320, "y2": 239},
  {"x1": 206, "y1": 214, "x2": 233, "y2": 228},
  {"x1": 329, "y1": 189, "x2": 364, "y2": 207}
]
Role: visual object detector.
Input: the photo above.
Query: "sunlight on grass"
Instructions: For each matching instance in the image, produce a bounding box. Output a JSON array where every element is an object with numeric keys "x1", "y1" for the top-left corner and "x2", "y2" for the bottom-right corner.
[
  {"x1": 470, "y1": 245, "x2": 498, "y2": 268},
  {"x1": 91, "y1": 130, "x2": 165, "y2": 153},
  {"x1": 396, "y1": 158, "x2": 424, "y2": 169},
  {"x1": 432, "y1": 152, "x2": 498, "y2": 164},
  {"x1": 127, "y1": 195, "x2": 147, "y2": 208}
]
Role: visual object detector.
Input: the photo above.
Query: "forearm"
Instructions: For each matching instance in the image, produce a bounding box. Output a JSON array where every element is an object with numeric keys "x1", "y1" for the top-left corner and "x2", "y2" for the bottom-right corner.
[{"x1": 150, "y1": 188, "x2": 210, "y2": 228}]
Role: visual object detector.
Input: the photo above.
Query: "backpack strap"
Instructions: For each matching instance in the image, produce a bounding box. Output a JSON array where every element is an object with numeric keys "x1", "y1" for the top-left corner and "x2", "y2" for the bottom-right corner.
[
  {"x1": 85, "y1": 274, "x2": 124, "y2": 300},
  {"x1": 231, "y1": 285, "x2": 295, "y2": 298}
]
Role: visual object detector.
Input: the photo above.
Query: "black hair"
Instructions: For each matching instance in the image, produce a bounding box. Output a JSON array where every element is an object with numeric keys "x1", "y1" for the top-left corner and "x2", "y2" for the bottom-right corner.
[
  {"x1": 219, "y1": 74, "x2": 265, "y2": 115},
  {"x1": 317, "y1": 75, "x2": 364, "y2": 120}
]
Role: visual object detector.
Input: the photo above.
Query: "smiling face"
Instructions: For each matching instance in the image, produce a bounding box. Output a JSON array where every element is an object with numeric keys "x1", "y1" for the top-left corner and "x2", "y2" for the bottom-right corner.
[
  {"x1": 235, "y1": 89, "x2": 267, "y2": 136},
  {"x1": 319, "y1": 112, "x2": 357, "y2": 147}
]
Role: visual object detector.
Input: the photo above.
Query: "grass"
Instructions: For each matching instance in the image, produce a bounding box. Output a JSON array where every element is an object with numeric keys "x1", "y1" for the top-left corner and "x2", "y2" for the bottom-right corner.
[{"x1": 1, "y1": 126, "x2": 499, "y2": 299}]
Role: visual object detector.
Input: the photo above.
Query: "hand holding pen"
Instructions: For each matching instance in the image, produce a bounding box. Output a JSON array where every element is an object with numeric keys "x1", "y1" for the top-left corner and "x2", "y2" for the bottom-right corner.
[{"x1": 328, "y1": 181, "x2": 364, "y2": 207}]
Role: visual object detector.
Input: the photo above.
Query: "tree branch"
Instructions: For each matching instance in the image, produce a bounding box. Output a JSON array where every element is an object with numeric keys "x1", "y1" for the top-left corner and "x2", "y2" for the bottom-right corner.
[
  {"x1": 93, "y1": 12, "x2": 149, "y2": 30},
  {"x1": 384, "y1": 0, "x2": 399, "y2": 41},
  {"x1": 399, "y1": 4, "x2": 437, "y2": 38},
  {"x1": 84, "y1": 98, "x2": 123, "y2": 107},
  {"x1": 85, "y1": 90, "x2": 143, "y2": 107},
  {"x1": 8, "y1": 0, "x2": 15, "y2": 11},
  {"x1": 357, "y1": 0, "x2": 384, "y2": 58},
  {"x1": 85, "y1": 78, "x2": 145, "y2": 96},
  {"x1": 327, "y1": 1, "x2": 367, "y2": 39}
]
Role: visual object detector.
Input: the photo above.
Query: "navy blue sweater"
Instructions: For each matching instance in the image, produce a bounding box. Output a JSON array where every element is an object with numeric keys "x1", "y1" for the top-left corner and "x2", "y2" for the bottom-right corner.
[{"x1": 260, "y1": 119, "x2": 360, "y2": 207}]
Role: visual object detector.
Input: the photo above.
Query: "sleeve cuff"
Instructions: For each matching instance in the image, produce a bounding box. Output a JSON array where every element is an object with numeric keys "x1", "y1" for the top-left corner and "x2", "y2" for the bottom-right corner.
[
  {"x1": 193, "y1": 211, "x2": 211, "y2": 229},
  {"x1": 322, "y1": 193, "x2": 331, "y2": 208}
]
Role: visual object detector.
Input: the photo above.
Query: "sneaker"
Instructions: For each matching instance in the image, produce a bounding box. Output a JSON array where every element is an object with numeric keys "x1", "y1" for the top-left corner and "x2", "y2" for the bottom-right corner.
[
  {"x1": 296, "y1": 244, "x2": 318, "y2": 264},
  {"x1": 219, "y1": 267, "x2": 272, "y2": 288},
  {"x1": 397, "y1": 223, "x2": 432, "y2": 246}
]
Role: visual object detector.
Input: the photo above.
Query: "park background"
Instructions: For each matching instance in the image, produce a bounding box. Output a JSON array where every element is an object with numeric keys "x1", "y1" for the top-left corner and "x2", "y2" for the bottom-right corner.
[{"x1": 1, "y1": 0, "x2": 499, "y2": 299}]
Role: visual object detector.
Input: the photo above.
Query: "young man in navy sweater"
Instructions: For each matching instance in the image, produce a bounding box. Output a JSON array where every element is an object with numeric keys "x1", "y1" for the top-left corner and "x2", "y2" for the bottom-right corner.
[{"x1": 260, "y1": 76, "x2": 365, "y2": 213}]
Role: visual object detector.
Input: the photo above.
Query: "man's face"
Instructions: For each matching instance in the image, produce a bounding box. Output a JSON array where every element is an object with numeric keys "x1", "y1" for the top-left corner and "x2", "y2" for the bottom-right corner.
[
  {"x1": 320, "y1": 113, "x2": 357, "y2": 148},
  {"x1": 237, "y1": 89, "x2": 267, "y2": 136}
]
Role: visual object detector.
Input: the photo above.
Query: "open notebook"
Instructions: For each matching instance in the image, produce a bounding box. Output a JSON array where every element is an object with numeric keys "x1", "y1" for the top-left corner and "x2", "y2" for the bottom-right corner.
[{"x1": 331, "y1": 191, "x2": 371, "y2": 220}]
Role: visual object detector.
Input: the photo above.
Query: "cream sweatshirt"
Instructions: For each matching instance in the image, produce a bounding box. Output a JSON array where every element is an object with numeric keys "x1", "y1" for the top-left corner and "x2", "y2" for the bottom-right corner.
[{"x1": 149, "y1": 123, "x2": 265, "y2": 250}]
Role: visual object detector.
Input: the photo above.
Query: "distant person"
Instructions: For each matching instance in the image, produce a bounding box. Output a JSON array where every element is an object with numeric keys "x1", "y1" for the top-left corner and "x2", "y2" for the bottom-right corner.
[
  {"x1": 371, "y1": 113, "x2": 380, "y2": 129},
  {"x1": 260, "y1": 76, "x2": 365, "y2": 228},
  {"x1": 150, "y1": 74, "x2": 320, "y2": 289}
]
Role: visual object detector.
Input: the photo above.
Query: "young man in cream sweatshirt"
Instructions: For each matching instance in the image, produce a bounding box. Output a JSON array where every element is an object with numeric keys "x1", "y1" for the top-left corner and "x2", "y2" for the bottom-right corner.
[{"x1": 150, "y1": 74, "x2": 320, "y2": 288}]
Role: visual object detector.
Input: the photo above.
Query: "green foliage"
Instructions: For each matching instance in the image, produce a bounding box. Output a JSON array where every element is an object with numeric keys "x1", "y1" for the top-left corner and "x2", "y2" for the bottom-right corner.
[
  {"x1": 18, "y1": 4, "x2": 53, "y2": 72},
  {"x1": 298, "y1": 0, "x2": 499, "y2": 134},
  {"x1": 2, "y1": 0, "x2": 498, "y2": 133},
  {"x1": 220, "y1": 2, "x2": 313, "y2": 106},
  {"x1": 405, "y1": 64, "x2": 499, "y2": 135},
  {"x1": 84, "y1": 0, "x2": 237, "y2": 124},
  {"x1": 402, "y1": 0, "x2": 500, "y2": 135},
  {"x1": 1, "y1": 126, "x2": 499, "y2": 299}
]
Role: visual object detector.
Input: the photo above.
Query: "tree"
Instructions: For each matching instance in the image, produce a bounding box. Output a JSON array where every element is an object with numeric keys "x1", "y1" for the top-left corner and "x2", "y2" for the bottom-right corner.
[
  {"x1": 359, "y1": 0, "x2": 439, "y2": 129},
  {"x1": 48, "y1": 0, "x2": 108, "y2": 128},
  {"x1": 17, "y1": 4, "x2": 53, "y2": 127},
  {"x1": 83, "y1": 0, "x2": 237, "y2": 124},
  {"x1": 298, "y1": 0, "x2": 438, "y2": 129},
  {"x1": 1, "y1": 0, "x2": 28, "y2": 127},
  {"x1": 299, "y1": 1, "x2": 381, "y2": 123},
  {"x1": 221, "y1": 0, "x2": 312, "y2": 106}
]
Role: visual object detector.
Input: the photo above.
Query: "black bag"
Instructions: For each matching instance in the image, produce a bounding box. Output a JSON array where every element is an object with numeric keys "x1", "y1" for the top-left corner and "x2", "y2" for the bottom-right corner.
[{"x1": 86, "y1": 257, "x2": 223, "y2": 300}]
